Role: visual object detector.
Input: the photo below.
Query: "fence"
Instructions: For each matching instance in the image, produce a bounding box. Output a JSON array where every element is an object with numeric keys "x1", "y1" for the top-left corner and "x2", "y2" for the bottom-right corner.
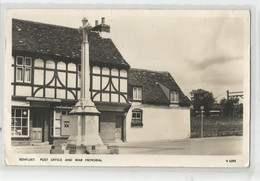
[{"x1": 190, "y1": 115, "x2": 243, "y2": 138}]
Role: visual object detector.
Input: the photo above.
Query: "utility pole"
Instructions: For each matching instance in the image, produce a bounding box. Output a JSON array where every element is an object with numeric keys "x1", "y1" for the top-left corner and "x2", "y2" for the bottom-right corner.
[{"x1": 200, "y1": 106, "x2": 204, "y2": 138}]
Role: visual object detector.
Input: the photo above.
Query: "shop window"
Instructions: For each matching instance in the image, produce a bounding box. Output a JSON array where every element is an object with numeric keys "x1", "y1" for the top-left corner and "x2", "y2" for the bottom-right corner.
[
  {"x1": 170, "y1": 91, "x2": 179, "y2": 103},
  {"x1": 133, "y1": 87, "x2": 142, "y2": 101},
  {"x1": 131, "y1": 109, "x2": 143, "y2": 127},
  {"x1": 15, "y1": 56, "x2": 32, "y2": 83},
  {"x1": 11, "y1": 108, "x2": 29, "y2": 137}
]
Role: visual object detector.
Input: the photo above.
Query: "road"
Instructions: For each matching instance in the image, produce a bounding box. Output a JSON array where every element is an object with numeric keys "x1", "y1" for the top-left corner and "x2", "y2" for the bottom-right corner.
[{"x1": 111, "y1": 136, "x2": 243, "y2": 155}]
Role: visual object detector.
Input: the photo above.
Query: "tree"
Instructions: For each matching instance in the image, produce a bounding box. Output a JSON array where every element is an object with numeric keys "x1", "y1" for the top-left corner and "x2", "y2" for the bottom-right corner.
[
  {"x1": 220, "y1": 98, "x2": 241, "y2": 116},
  {"x1": 190, "y1": 89, "x2": 216, "y2": 116}
]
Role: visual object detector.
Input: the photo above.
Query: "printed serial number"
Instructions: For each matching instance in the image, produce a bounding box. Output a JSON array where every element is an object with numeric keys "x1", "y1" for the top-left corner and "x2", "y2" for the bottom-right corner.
[{"x1": 226, "y1": 159, "x2": 236, "y2": 163}]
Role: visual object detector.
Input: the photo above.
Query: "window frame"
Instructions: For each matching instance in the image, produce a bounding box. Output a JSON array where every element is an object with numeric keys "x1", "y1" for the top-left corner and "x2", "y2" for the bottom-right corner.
[
  {"x1": 15, "y1": 56, "x2": 32, "y2": 83},
  {"x1": 64, "y1": 121, "x2": 70, "y2": 128},
  {"x1": 131, "y1": 109, "x2": 143, "y2": 127},
  {"x1": 53, "y1": 110, "x2": 62, "y2": 137},
  {"x1": 170, "y1": 91, "x2": 179, "y2": 103},
  {"x1": 133, "y1": 87, "x2": 142, "y2": 101},
  {"x1": 24, "y1": 67, "x2": 32, "y2": 83},
  {"x1": 11, "y1": 108, "x2": 30, "y2": 138},
  {"x1": 53, "y1": 109, "x2": 71, "y2": 137},
  {"x1": 77, "y1": 64, "x2": 81, "y2": 87},
  {"x1": 16, "y1": 66, "x2": 23, "y2": 82}
]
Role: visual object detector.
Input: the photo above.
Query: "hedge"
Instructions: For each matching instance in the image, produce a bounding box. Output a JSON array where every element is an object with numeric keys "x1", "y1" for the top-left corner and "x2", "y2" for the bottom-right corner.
[{"x1": 190, "y1": 115, "x2": 243, "y2": 138}]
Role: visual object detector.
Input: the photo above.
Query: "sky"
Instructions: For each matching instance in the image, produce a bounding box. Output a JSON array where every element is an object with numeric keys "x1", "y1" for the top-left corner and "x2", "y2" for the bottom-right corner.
[{"x1": 7, "y1": 9, "x2": 250, "y2": 101}]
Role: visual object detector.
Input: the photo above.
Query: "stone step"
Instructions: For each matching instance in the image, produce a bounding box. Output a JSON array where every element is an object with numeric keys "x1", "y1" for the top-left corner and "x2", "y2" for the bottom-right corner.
[
  {"x1": 12, "y1": 145, "x2": 52, "y2": 154},
  {"x1": 12, "y1": 141, "x2": 31, "y2": 146},
  {"x1": 30, "y1": 141, "x2": 49, "y2": 146}
]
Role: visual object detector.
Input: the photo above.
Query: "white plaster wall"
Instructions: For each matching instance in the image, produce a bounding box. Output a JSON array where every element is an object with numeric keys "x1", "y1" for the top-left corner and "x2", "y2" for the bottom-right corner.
[
  {"x1": 16, "y1": 86, "x2": 31, "y2": 97},
  {"x1": 125, "y1": 103, "x2": 190, "y2": 142},
  {"x1": 34, "y1": 69, "x2": 44, "y2": 85}
]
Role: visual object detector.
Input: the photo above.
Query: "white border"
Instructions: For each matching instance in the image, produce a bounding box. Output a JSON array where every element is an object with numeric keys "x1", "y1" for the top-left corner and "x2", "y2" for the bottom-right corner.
[{"x1": 0, "y1": 1, "x2": 259, "y2": 181}]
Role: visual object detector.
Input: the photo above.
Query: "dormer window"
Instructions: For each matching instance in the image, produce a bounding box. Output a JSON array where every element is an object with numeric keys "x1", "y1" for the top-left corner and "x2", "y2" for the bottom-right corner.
[
  {"x1": 133, "y1": 87, "x2": 142, "y2": 100},
  {"x1": 16, "y1": 56, "x2": 32, "y2": 83},
  {"x1": 170, "y1": 91, "x2": 179, "y2": 103}
]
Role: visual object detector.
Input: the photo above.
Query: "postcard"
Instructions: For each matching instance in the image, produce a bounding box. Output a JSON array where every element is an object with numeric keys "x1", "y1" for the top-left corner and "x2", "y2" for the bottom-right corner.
[{"x1": 4, "y1": 9, "x2": 250, "y2": 167}]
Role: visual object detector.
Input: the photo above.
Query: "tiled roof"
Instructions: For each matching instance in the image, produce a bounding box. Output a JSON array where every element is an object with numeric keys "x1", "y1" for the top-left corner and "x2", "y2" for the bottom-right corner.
[
  {"x1": 12, "y1": 19, "x2": 130, "y2": 69},
  {"x1": 128, "y1": 68, "x2": 191, "y2": 107}
]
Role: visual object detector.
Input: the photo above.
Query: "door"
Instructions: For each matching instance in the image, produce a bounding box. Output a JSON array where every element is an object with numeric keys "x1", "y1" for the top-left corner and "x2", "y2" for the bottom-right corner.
[
  {"x1": 31, "y1": 111, "x2": 44, "y2": 142},
  {"x1": 115, "y1": 116, "x2": 123, "y2": 142},
  {"x1": 31, "y1": 110, "x2": 49, "y2": 142}
]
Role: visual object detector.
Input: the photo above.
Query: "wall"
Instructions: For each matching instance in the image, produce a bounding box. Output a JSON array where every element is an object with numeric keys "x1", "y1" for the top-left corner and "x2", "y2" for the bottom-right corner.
[
  {"x1": 99, "y1": 112, "x2": 124, "y2": 143},
  {"x1": 99, "y1": 112, "x2": 116, "y2": 142},
  {"x1": 125, "y1": 103, "x2": 190, "y2": 142},
  {"x1": 12, "y1": 56, "x2": 80, "y2": 99},
  {"x1": 12, "y1": 56, "x2": 128, "y2": 103}
]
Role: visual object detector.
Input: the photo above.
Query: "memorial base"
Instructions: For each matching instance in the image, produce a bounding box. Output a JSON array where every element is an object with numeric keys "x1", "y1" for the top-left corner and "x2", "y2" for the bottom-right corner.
[
  {"x1": 66, "y1": 143, "x2": 118, "y2": 154},
  {"x1": 65, "y1": 99, "x2": 119, "y2": 154}
]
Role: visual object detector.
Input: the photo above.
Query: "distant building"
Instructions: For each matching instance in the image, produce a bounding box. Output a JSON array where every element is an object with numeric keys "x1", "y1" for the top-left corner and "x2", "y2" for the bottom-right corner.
[{"x1": 209, "y1": 104, "x2": 222, "y2": 117}]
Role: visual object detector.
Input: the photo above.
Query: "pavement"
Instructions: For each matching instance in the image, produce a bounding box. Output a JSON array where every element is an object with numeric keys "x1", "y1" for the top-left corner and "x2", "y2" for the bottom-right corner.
[{"x1": 111, "y1": 136, "x2": 243, "y2": 155}]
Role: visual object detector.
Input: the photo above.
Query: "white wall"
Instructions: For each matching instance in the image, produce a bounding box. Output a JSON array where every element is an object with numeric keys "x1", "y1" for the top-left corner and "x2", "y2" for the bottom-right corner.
[{"x1": 125, "y1": 103, "x2": 190, "y2": 142}]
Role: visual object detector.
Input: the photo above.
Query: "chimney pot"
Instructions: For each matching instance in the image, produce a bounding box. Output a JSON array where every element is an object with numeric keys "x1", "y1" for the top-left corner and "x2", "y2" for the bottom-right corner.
[
  {"x1": 101, "y1": 17, "x2": 105, "y2": 24},
  {"x1": 95, "y1": 20, "x2": 99, "y2": 26}
]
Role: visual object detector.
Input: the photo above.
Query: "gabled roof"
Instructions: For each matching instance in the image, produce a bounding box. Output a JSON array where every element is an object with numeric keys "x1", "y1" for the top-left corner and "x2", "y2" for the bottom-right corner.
[
  {"x1": 128, "y1": 68, "x2": 191, "y2": 107},
  {"x1": 12, "y1": 19, "x2": 130, "y2": 69}
]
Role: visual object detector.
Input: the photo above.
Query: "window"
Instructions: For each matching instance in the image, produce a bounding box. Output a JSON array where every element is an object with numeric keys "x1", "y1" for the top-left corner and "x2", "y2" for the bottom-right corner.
[
  {"x1": 64, "y1": 121, "x2": 69, "y2": 128},
  {"x1": 170, "y1": 91, "x2": 179, "y2": 103},
  {"x1": 16, "y1": 56, "x2": 32, "y2": 83},
  {"x1": 78, "y1": 64, "x2": 81, "y2": 87},
  {"x1": 133, "y1": 87, "x2": 142, "y2": 100},
  {"x1": 131, "y1": 109, "x2": 143, "y2": 127},
  {"x1": 53, "y1": 110, "x2": 70, "y2": 136},
  {"x1": 54, "y1": 110, "x2": 61, "y2": 136},
  {"x1": 11, "y1": 108, "x2": 29, "y2": 137}
]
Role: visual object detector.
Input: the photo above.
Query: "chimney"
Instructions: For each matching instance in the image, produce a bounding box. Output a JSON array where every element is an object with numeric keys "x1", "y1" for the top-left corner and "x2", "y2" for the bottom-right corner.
[
  {"x1": 101, "y1": 17, "x2": 105, "y2": 24},
  {"x1": 91, "y1": 17, "x2": 110, "y2": 33}
]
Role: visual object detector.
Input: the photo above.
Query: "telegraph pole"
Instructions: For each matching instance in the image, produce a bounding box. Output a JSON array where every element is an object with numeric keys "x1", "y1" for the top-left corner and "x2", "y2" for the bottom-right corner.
[{"x1": 200, "y1": 106, "x2": 204, "y2": 138}]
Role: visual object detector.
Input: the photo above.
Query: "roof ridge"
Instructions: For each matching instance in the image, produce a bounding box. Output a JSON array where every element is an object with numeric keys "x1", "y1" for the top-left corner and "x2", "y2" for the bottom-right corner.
[
  {"x1": 13, "y1": 18, "x2": 79, "y2": 31},
  {"x1": 130, "y1": 67, "x2": 169, "y2": 75}
]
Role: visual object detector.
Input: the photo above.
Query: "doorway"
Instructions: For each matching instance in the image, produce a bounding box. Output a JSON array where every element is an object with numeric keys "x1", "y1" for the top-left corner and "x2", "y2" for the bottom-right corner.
[
  {"x1": 115, "y1": 115, "x2": 124, "y2": 142},
  {"x1": 31, "y1": 109, "x2": 50, "y2": 142},
  {"x1": 99, "y1": 112, "x2": 125, "y2": 143}
]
